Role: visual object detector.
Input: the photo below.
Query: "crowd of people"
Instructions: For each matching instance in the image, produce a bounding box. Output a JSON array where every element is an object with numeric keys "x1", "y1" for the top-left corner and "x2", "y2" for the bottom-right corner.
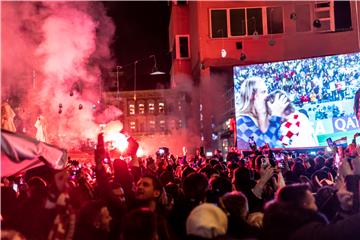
[
  {"x1": 2, "y1": 55, "x2": 360, "y2": 239},
  {"x1": 1, "y1": 132, "x2": 360, "y2": 240}
]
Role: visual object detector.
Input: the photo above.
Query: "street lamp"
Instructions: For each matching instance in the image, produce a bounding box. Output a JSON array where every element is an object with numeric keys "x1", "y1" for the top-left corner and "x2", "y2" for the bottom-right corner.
[
  {"x1": 115, "y1": 53, "x2": 166, "y2": 102},
  {"x1": 150, "y1": 55, "x2": 165, "y2": 75}
]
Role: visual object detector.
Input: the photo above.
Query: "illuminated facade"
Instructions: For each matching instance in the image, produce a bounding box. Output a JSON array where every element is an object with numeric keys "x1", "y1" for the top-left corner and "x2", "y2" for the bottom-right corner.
[
  {"x1": 169, "y1": 0, "x2": 360, "y2": 152},
  {"x1": 103, "y1": 89, "x2": 189, "y2": 138}
]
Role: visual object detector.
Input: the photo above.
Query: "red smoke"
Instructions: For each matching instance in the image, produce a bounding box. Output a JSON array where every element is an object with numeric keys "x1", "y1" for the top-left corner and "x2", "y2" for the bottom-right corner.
[{"x1": 2, "y1": 1, "x2": 119, "y2": 148}]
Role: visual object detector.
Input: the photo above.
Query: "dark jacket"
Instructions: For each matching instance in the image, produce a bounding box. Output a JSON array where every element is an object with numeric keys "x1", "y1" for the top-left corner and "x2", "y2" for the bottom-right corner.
[
  {"x1": 262, "y1": 202, "x2": 328, "y2": 240},
  {"x1": 290, "y1": 212, "x2": 360, "y2": 240}
]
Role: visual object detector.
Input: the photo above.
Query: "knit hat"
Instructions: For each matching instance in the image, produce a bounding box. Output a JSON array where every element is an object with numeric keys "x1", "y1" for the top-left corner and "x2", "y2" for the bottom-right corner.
[{"x1": 186, "y1": 203, "x2": 228, "y2": 239}]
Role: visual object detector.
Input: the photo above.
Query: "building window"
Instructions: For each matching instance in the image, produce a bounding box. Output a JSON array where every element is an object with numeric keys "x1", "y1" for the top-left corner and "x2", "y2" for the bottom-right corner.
[
  {"x1": 128, "y1": 101, "x2": 135, "y2": 115},
  {"x1": 175, "y1": 35, "x2": 190, "y2": 59},
  {"x1": 266, "y1": 7, "x2": 284, "y2": 34},
  {"x1": 158, "y1": 101, "x2": 165, "y2": 114},
  {"x1": 139, "y1": 122, "x2": 145, "y2": 132},
  {"x1": 247, "y1": 8, "x2": 263, "y2": 35},
  {"x1": 178, "y1": 119, "x2": 182, "y2": 129},
  {"x1": 149, "y1": 120, "x2": 156, "y2": 131},
  {"x1": 334, "y1": 1, "x2": 352, "y2": 31},
  {"x1": 138, "y1": 101, "x2": 145, "y2": 115},
  {"x1": 148, "y1": 101, "x2": 155, "y2": 114},
  {"x1": 210, "y1": 9, "x2": 227, "y2": 38},
  {"x1": 230, "y1": 9, "x2": 246, "y2": 36},
  {"x1": 210, "y1": 7, "x2": 285, "y2": 38},
  {"x1": 177, "y1": 101, "x2": 182, "y2": 111},
  {"x1": 295, "y1": 4, "x2": 311, "y2": 32},
  {"x1": 129, "y1": 121, "x2": 136, "y2": 132},
  {"x1": 169, "y1": 119, "x2": 176, "y2": 129},
  {"x1": 159, "y1": 120, "x2": 166, "y2": 131}
]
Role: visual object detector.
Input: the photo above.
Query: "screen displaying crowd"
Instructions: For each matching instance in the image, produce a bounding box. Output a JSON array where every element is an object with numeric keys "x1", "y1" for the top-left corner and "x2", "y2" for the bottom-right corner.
[{"x1": 233, "y1": 52, "x2": 360, "y2": 149}]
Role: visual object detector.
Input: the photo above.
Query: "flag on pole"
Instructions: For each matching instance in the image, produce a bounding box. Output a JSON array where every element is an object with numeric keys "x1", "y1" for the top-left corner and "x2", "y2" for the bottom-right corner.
[{"x1": 1, "y1": 129, "x2": 67, "y2": 177}]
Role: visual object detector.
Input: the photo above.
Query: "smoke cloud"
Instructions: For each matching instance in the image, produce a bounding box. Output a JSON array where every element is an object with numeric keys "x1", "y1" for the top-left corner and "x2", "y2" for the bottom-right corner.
[
  {"x1": 2, "y1": 1, "x2": 118, "y2": 148},
  {"x1": 143, "y1": 73, "x2": 201, "y2": 156},
  {"x1": 199, "y1": 68, "x2": 234, "y2": 149}
]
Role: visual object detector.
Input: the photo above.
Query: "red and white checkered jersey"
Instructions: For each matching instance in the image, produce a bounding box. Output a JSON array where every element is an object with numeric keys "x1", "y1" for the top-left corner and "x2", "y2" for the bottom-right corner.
[{"x1": 280, "y1": 111, "x2": 317, "y2": 147}]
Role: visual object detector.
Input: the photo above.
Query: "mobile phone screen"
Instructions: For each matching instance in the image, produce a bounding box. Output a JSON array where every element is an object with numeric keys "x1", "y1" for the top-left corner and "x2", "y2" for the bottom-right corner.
[
  {"x1": 12, "y1": 184, "x2": 18, "y2": 192},
  {"x1": 326, "y1": 138, "x2": 334, "y2": 148},
  {"x1": 326, "y1": 137, "x2": 338, "y2": 152}
]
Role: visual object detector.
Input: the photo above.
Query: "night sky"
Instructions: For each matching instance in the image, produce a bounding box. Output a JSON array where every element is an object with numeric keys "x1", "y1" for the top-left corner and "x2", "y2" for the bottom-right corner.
[{"x1": 103, "y1": 1, "x2": 171, "y2": 91}]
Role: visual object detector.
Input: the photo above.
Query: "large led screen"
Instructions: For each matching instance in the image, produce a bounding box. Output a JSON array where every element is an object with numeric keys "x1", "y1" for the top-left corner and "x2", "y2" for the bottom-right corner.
[{"x1": 234, "y1": 52, "x2": 360, "y2": 149}]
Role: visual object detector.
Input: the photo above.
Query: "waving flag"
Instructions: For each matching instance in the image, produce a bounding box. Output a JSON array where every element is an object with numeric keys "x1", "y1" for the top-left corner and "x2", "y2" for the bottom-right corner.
[
  {"x1": 1, "y1": 129, "x2": 67, "y2": 177},
  {"x1": 334, "y1": 137, "x2": 348, "y2": 148}
]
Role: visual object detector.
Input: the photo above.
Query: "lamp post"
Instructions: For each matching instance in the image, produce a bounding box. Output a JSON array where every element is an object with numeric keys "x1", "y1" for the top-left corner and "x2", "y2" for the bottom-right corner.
[
  {"x1": 150, "y1": 55, "x2": 165, "y2": 75},
  {"x1": 133, "y1": 61, "x2": 138, "y2": 101},
  {"x1": 115, "y1": 54, "x2": 166, "y2": 102}
]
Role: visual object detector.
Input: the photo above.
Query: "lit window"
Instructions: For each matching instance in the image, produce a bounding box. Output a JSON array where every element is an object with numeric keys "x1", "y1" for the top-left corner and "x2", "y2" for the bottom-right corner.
[
  {"x1": 128, "y1": 101, "x2": 135, "y2": 115},
  {"x1": 178, "y1": 101, "x2": 182, "y2": 111},
  {"x1": 178, "y1": 119, "x2": 182, "y2": 128},
  {"x1": 159, "y1": 120, "x2": 166, "y2": 131},
  {"x1": 138, "y1": 102, "x2": 145, "y2": 115},
  {"x1": 158, "y1": 102, "x2": 165, "y2": 114},
  {"x1": 148, "y1": 101, "x2": 155, "y2": 114},
  {"x1": 129, "y1": 121, "x2": 136, "y2": 132},
  {"x1": 149, "y1": 120, "x2": 156, "y2": 131}
]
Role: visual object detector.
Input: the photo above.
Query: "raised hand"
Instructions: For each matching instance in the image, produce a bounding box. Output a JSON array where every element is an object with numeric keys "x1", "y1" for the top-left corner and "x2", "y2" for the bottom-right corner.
[
  {"x1": 353, "y1": 156, "x2": 360, "y2": 175},
  {"x1": 336, "y1": 176, "x2": 353, "y2": 211},
  {"x1": 259, "y1": 165, "x2": 275, "y2": 184},
  {"x1": 338, "y1": 157, "x2": 354, "y2": 178},
  {"x1": 252, "y1": 165, "x2": 274, "y2": 199},
  {"x1": 267, "y1": 93, "x2": 289, "y2": 117}
]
